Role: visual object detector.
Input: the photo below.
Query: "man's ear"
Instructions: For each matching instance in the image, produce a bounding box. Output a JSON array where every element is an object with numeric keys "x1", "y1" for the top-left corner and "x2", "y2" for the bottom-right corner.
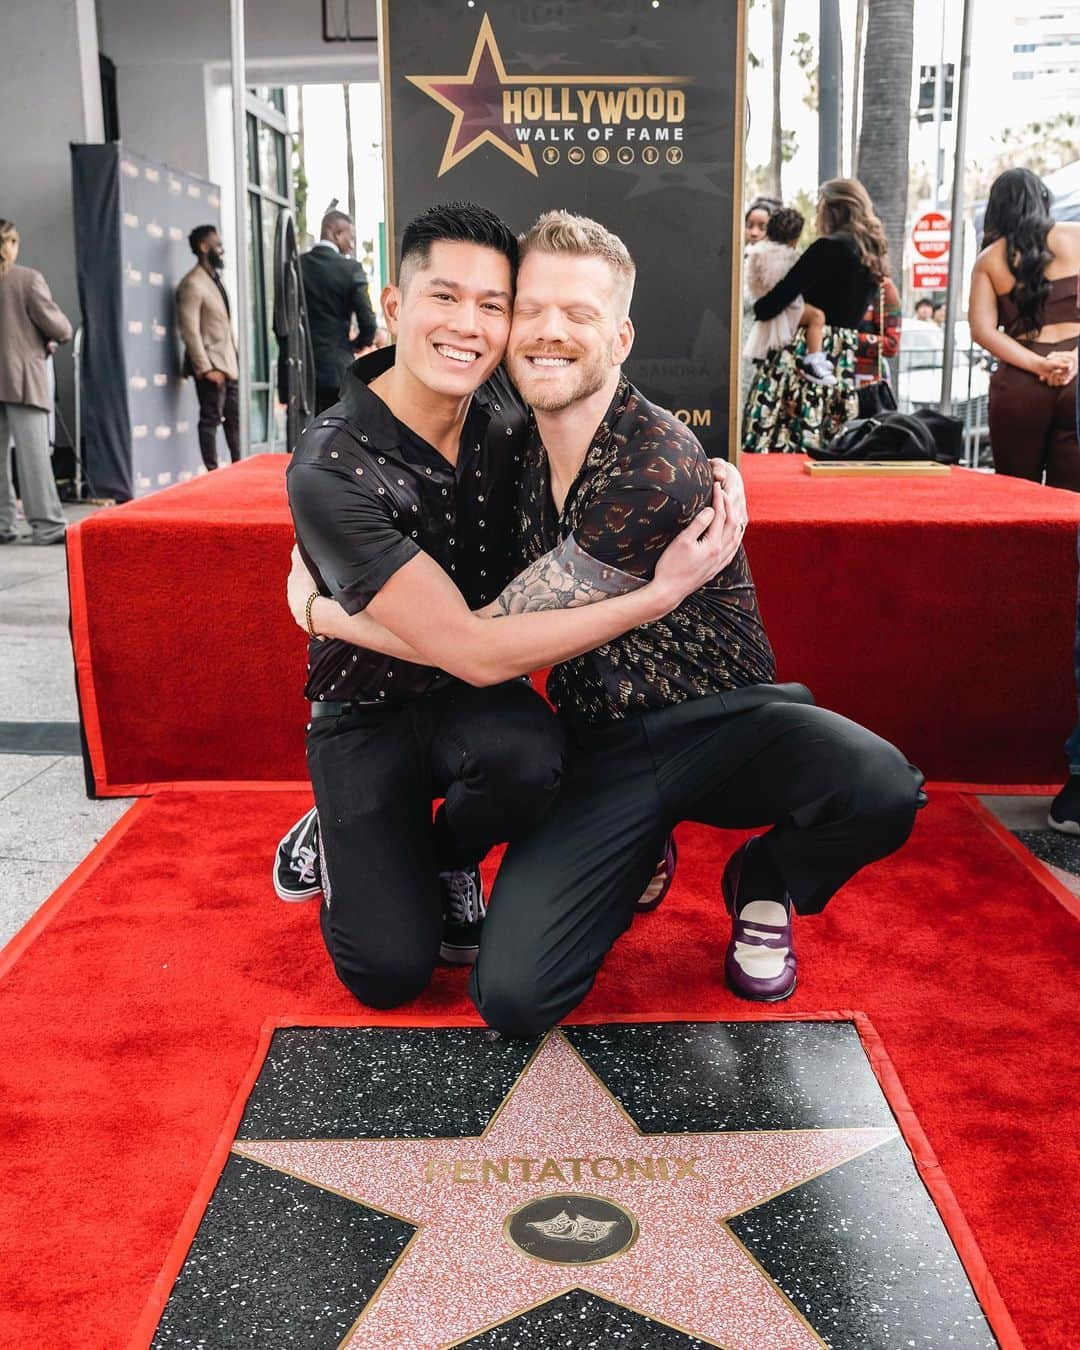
[
  {"x1": 613, "y1": 316, "x2": 634, "y2": 365},
  {"x1": 381, "y1": 283, "x2": 401, "y2": 335}
]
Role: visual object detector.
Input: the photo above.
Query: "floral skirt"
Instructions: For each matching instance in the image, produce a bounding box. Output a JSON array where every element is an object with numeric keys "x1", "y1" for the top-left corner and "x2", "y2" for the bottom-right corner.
[{"x1": 741, "y1": 326, "x2": 859, "y2": 455}]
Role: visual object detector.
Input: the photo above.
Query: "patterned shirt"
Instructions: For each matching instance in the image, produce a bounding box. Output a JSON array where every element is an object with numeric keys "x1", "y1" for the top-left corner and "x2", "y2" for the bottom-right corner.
[
  {"x1": 517, "y1": 377, "x2": 776, "y2": 723},
  {"x1": 855, "y1": 276, "x2": 901, "y2": 385}
]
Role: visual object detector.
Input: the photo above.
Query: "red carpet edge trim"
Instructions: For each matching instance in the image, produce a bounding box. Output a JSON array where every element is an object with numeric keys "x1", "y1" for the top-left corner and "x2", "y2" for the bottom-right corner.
[
  {"x1": 961, "y1": 793, "x2": 1080, "y2": 921},
  {"x1": 0, "y1": 797, "x2": 153, "y2": 982},
  {"x1": 127, "y1": 1009, "x2": 1023, "y2": 1350},
  {"x1": 849, "y1": 1010, "x2": 1025, "y2": 1350},
  {"x1": 66, "y1": 521, "x2": 109, "y2": 796}
]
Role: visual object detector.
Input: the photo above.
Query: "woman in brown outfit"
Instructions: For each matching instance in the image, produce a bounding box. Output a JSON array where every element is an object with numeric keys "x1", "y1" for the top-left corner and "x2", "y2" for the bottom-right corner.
[{"x1": 969, "y1": 169, "x2": 1080, "y2": 491}]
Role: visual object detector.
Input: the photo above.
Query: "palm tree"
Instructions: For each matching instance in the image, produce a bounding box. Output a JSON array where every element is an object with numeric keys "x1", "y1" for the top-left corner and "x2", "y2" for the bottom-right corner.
[
  {"x1": 343, "y1": 83, "x2": 357, "y2": 235},
  {"x1": 766, "y1": 0, "x2": 786, "y2": 199},
  {"x1": 849, "y1": 0, "x2": 867, "y2": 175},
  {"x1": 856, "y1": 0, "x2": 914, "y2": 282}
]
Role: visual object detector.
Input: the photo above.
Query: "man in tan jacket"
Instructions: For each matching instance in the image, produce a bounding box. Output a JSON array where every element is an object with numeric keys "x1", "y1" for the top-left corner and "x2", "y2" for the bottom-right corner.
[
  {"x1": 0, "y1": 218, "x2": 72, "y2": 545},
  {"x1": 176, "y1": 225, "x2": 240, "y2": 470}
]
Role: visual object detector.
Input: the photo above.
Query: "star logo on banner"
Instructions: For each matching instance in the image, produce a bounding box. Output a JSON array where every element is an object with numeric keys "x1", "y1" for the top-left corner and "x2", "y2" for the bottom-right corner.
[
  {"x1": 407, "y1": 15, "x2": 535, "y2": 178},
  {"x1": 406, "y1": 15, "x2": 690, "y2": 179},
  {"x1": 235, "y1": 1032, "x2": 897, "y2": 1348}
]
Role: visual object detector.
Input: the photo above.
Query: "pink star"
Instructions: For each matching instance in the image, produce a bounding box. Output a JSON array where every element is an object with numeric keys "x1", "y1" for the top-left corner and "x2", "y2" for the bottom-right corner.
[{"x1": 235, "y1": 1033, "x2": 897, "y2": 1348}]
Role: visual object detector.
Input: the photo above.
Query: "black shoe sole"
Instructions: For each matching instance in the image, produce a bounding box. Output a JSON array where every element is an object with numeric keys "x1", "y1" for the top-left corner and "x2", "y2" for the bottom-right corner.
[{"x1": 439, "y1": 942, "x2": 479, "y2": 966}]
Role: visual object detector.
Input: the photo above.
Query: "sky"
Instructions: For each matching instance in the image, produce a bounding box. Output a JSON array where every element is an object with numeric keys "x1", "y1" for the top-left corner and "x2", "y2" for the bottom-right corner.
[{"x1": 743, "y1": 0, "x2": 1048, "y2": 201}]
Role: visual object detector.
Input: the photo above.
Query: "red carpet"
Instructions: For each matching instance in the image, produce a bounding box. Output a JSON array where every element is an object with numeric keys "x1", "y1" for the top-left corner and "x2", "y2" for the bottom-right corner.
[
  {"x1": 0, "y1": 788, "x2": 1077, "y2": 1348},
  {"x1": 69, "y1": 454, "x2": 1080, "y2": 793}
]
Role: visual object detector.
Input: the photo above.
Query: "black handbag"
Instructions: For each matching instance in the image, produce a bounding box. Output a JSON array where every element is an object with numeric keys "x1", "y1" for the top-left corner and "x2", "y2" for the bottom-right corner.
[
  {"x1": 856, "y1": 281, "x2": 898, "y2": 417},
  {"x1": 812, "y1": 409, "x2": 963, "y2": 463}
]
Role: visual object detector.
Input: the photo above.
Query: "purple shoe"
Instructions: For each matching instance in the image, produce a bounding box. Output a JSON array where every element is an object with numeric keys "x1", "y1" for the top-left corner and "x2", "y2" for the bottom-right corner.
[
  {"x1": 721, "y1": 841, "x2": 796, "y2": 1002},
  {"x1": 635, "y1": 835, "x2": 678, "y2": 913}
]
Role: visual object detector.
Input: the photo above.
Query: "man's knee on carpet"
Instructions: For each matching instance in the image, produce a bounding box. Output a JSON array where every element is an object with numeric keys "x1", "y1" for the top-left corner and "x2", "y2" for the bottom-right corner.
[
  {"x1": 330, "y1": 948, "x2": 437, "y2": 1010},
  {"x1": 470, "y1": 949, "x2": 582, "y2": 1040}
]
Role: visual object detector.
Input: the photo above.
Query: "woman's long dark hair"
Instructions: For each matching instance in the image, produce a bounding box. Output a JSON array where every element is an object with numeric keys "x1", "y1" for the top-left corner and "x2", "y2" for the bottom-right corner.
[{"x1": 981, "y1": 168, "x2": 1054, "y2": 336}]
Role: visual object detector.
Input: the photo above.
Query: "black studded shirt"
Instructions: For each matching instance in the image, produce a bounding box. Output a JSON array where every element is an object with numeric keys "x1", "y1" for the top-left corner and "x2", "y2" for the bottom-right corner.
[{"x1": 287, "y1": 347, "x2": 526, "y2": 703}]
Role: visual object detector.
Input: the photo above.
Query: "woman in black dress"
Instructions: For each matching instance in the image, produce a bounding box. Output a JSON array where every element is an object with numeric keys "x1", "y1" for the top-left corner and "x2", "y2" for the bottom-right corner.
[{"x1": 742, "y1": 178, "x2": 887, "y2": 454}]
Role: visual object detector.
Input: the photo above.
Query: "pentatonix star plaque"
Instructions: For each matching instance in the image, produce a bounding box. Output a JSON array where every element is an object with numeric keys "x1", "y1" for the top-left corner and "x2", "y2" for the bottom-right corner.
[{"x1": 151, "y1": 1022, "x2": 997, "y2": 1349}]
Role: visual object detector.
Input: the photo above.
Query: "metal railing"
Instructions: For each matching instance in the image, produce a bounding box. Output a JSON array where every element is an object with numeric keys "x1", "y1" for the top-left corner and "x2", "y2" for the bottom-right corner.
[{"x1": 895, "y1": 337, "x2": 992, "y2": 468}]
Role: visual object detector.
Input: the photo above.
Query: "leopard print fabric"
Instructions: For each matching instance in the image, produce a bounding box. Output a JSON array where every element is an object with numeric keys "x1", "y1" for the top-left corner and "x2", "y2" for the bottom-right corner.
[{"x1": 517, "y1": 377, "x2": 777, "y2": 722}]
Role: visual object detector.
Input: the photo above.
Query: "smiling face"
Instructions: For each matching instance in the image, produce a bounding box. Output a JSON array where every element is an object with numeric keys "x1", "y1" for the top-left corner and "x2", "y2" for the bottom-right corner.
[
  {"x1": 745, "y1": 207, "x2": 770, "y2": 244},
  {"x1": 382, "y1": 240, "x2": 513, "y2": 398},
  {"x1": 508, "y1": 251, "x2": 634, "y2": 413}
]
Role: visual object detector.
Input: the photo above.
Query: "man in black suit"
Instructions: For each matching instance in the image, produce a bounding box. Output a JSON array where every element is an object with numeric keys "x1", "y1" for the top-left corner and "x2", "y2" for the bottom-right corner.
[{"x1": 301, "y1": 210, "x2": 378, "y2": 413}]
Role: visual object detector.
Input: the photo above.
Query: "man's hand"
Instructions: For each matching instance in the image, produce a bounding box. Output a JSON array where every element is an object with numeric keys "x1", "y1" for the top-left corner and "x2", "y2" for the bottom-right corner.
[
  {"x1": 651, "y1": 481, "x2": 740, "y2": 610},
  {"x1": 203, "y1": 369, "x2": 227, "y2": 387},
  {"x1": 709, "y1": 456, "x2": 748, "y2": 532},
  {"x1": 287, "y1": 544, "x2": 318, "y2": 633}
]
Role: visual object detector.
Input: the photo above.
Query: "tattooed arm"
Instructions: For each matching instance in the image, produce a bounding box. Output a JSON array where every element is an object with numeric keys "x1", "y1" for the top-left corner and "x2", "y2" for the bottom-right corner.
[
  {"x1": 287, "y1": 534, "x2": 645, "y2": 658},
  {"x1": 290, "y1": 484, "x2": 729, "y2": 686},
  {"x1": 476, "y1": 534, "x2": 646, "y2": 617}
]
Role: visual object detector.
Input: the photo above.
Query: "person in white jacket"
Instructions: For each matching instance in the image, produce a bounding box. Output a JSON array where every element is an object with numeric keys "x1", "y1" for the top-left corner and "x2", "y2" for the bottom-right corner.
[{"x1": 743, "y1": 207, "x2": 836, "y2": 387}]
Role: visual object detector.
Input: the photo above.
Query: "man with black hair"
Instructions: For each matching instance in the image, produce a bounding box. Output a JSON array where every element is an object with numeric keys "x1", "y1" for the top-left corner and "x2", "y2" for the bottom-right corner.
[
  {"x1": 301, "y1": 209, "x2": 378, "y2": 413},
  {"x1": 176, "y1": 225, "x2": 240, "y2": 470},
  {"x1": 279, "y1": 202, "x2": 732, "y2": 1010}
]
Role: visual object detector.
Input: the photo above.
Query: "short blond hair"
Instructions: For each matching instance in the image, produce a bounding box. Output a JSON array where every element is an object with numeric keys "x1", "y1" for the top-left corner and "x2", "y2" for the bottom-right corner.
[{"x1": 519, "y1": 210, "x2": 636, "y2": 316}]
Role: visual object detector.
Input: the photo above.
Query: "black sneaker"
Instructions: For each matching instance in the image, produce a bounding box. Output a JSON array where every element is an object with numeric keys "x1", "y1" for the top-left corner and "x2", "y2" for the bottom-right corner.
[
  {"x1": 273, "y1": 807, "x2": 323, "y2": 900},
  {"x1": 1048, "y1": 775, "x2": 1080, "y2": 835},
  {"x1": 439, "y1": 864, "x2": 486, "y2": 965}
]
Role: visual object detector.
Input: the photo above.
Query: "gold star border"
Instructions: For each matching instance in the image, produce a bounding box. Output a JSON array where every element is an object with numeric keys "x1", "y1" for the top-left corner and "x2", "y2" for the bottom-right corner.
[{"x1": 405, "y1": 14, "x2": 691, "y2": 179}]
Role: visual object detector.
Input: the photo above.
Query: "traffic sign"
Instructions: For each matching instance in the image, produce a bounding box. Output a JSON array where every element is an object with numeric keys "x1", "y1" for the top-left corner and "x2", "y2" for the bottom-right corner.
[
  {"x1": 913, "y1": 262, "x2": 949, "y2": 291},
  {"x1": 912, "y1": 212, "x2": 950, "y2": 261}
]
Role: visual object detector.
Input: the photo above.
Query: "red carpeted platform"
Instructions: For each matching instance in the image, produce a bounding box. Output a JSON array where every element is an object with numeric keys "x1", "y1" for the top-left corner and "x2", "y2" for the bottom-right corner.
[
  {"x1": 0, "y1": 788, "x2": 1077, "y2": 1348},
  {"x1": 69, "y1": 454, "x2": 1080, "y2": 793}
]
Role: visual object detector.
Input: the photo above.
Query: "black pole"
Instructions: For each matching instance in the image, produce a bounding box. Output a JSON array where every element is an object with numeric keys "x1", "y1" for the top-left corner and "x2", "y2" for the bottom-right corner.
[{"x1": 818, "y1": 0, "x2": 842, "y2": 183}]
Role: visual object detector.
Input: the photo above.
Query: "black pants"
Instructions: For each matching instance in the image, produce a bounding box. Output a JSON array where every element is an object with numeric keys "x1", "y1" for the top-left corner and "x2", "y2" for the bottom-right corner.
[
  {"x1": 471, "y1": 684, "x2": 924, "y2": 1038},
  {"x1": 989, "y1": 339, "x2": 1080, "y2": 491},
  {"x1": 306, "y1": 680, "x2": 564, "y2": 1009},
  {"x1": 195, "y1": 376, "x2": 240, "y2": 469}
]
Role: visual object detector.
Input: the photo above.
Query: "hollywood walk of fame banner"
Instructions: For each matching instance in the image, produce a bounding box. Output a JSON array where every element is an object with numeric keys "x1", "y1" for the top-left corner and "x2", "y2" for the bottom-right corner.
[
  {"x1": 377, "y1": 1, "x2": 746, "y2": 458},
  {"x1": 145, "y1": 1021, "x2": 1004, "y2": 1348}
]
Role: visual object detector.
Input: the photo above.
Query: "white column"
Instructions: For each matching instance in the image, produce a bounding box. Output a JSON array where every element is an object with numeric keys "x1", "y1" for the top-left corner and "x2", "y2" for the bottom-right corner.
[
  {"x1": 230, "y1": 0, "x2": 251, "y2": 456},
  {"x1": 5, "y1": 0, "x2": 104, "y2": 441}
]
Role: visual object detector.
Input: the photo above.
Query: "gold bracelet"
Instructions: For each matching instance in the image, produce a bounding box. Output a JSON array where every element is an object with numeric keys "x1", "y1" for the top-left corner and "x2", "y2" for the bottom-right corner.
[{"x1": 304, "y1": 590, "x2": 319, "y2": 638}]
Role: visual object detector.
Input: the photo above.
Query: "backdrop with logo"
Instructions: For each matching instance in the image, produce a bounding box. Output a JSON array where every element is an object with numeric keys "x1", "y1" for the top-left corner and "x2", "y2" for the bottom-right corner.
[
  {"x1": 71, "y1": 144, "x2": 223, "y2": 501},
  {"x1": 379, "y1": 0, "x2": 745, "y2": 456}
]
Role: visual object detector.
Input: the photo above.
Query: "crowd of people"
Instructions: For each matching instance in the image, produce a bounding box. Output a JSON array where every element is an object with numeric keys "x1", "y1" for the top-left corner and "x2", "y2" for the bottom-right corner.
[
  {"x1": 739, "y1": 168, "x2": 1080, "y2": 489},
  {"x1": 739, "y1": 179, "x2": 899, "y2": 456}
]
